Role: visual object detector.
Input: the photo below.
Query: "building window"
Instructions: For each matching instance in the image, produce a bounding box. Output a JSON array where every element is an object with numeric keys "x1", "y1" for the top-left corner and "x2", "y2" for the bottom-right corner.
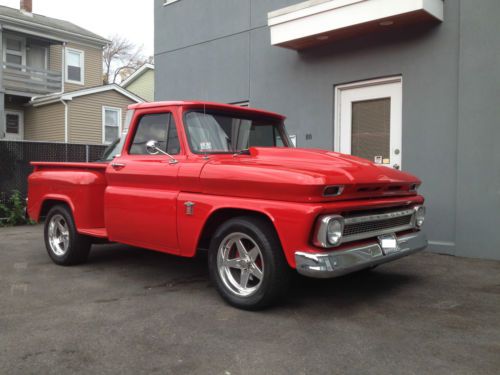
[
  {"x1": 103, "y1": 107, "x2": 122, "y2": 144},
  {"x1": 230, "y1": 101, "x2": 249, "y2": 107},
  {"x1": 4, "y1": 36, "x2": 26, "y2": 68},
  {"x1": 65, "y1": 48, "x2": 84, "y2": 84}
]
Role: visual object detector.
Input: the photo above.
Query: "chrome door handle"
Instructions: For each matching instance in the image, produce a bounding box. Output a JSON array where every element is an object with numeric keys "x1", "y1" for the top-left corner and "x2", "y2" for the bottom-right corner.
[{"x1": 111, "y1": 162, "x2": 126, "y2": 169}]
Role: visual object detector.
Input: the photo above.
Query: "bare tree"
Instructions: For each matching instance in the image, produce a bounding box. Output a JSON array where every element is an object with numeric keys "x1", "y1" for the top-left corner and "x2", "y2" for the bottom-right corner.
[{"x1": 103, "y1": 35, "x2": 148, "y2": 84}]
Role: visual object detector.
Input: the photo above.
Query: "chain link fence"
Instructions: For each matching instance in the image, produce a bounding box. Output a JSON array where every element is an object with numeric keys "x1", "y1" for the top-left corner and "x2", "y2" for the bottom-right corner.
[{"x1": 0, "y1": 140, "x2": 107, "y2": 200}]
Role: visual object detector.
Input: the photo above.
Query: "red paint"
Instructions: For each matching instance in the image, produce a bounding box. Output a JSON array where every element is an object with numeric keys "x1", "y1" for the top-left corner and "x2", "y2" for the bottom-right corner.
[{"x1": 28, "y1": 101, "x2": 424, "y2": 268}]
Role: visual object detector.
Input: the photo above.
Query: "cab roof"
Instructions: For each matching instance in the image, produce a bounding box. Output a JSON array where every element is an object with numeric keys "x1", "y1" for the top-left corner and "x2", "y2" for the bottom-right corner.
[{"x1": 128, "y1": 101, "x2": 286, "y2": 120}]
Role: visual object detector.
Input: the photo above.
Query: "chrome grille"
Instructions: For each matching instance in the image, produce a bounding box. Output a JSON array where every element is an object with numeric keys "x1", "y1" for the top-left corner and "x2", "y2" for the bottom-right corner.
[{"x1": 342, "y1": 208, "x2": 415, "y2": 243}]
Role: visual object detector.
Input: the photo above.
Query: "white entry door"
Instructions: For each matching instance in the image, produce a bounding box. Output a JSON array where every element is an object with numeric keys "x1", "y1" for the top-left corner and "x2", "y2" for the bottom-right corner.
[
  {"x1": 4, "y1": 110, "x2": 24, "y2": 141},
  {"x1": 335, "y1": 77, "x2": 402, "y2": 169}
]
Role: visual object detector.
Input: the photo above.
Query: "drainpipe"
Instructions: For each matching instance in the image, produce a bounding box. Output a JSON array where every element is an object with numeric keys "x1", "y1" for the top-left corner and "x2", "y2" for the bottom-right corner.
[
  {"x1": 61, "y1": 42, "x2": 67, "y2": 143},
  {"x1": 61, "y1": 99, "x2": 68, "y2": 143},
  {"x1": 0, "y1": 25, "x2": 5, "y2": 139}
]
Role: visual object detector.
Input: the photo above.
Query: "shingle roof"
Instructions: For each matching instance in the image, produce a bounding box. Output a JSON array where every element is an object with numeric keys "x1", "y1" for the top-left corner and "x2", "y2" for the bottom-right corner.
[{"x1": 0, "y1": 4, "x2": 109, "y2": 45}]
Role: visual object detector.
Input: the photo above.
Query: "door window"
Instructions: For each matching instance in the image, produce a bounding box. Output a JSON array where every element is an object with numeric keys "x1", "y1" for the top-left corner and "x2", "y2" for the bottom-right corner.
[
  {"x1": 129, "y1": 113, "x2": 180, "y2": 155},
  {"x1": 335, "y1": 77, "x2": 402, "y2": 169},
  {"x1": 6, "y1": 114, "x2": 19, "y2": 134},
  {"x1": 4, "y1": 111, "x2": 24, "y2": 140},
  {"x1": 351, "y1": 98, "x2": 391, "y2": 162}
]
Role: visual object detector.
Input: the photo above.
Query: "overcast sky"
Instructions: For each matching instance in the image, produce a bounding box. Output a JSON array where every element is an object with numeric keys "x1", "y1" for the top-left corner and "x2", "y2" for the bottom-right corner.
[{"x1": 0, "y1": 0, "x2": 154, "y2": 56}]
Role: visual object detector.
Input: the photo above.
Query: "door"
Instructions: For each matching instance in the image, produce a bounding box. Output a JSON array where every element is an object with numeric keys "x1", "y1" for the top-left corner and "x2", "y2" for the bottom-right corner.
[
  {"x1": 4, "y1": 111, "x2": 24, "y2": 141},
  {"x1": 335, "y1": 77, "x2": 402, "y2": 169},
  {"x1": 104, "y1": 111, "x2": 183, "y2": 254}
]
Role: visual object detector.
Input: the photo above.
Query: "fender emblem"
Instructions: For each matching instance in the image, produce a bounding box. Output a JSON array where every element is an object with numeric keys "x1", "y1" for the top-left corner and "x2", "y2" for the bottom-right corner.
[{"x1": 184, "y1": 201, "x2": 195, "y2": 215}]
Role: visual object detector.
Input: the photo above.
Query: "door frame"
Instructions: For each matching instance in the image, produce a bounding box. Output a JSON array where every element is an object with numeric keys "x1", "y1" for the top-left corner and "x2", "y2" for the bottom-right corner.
[
  {"x1": 334, "y1": 76, "x2": 403, "y2": 168},
  {"x1": 4, "y1": 110, "x2": 24, "y2": 141}
]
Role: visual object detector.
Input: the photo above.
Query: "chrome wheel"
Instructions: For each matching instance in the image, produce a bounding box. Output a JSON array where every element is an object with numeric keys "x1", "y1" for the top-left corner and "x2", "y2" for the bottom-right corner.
[
  {"x1": 217, "y1": 232, "x2": 265, "y2": 297},
  {"x1": 48, "y1": 214, "x2": 70, "y2": 256}
]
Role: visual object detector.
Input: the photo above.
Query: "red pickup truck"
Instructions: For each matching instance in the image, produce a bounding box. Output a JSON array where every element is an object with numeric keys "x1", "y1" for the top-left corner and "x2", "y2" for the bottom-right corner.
[{"x1": 28, "y1": 101, "x2": 427, "y2": 309}]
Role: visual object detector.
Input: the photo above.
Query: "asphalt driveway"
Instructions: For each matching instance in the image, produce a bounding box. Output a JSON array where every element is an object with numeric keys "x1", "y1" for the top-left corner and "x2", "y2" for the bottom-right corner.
[{"x1": 1, "y1": 225, "x2": 499, "y2": 374}]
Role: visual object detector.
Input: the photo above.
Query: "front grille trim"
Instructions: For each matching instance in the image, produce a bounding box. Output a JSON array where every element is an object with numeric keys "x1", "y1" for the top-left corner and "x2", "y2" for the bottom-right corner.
[{"x1": 342, "y1": 208, "x2": 415, "y2": 243}]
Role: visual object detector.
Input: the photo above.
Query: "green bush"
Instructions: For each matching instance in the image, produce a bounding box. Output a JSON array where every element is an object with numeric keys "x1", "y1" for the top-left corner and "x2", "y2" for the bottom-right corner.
[{"x1": 0, "y1": 190, "x2": 34, "y2": 227}]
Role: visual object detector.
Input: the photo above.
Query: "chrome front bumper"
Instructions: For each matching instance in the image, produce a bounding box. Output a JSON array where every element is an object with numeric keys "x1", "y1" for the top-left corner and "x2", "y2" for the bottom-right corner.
[{"x1": 295, "y1": 231, "x2": 427, "y2": 278}]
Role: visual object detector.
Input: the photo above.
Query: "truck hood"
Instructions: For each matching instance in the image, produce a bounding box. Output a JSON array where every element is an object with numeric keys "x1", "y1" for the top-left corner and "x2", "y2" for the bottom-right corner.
[{"x1": 199, "y1": 147, "x2": 421, "y2": 203}]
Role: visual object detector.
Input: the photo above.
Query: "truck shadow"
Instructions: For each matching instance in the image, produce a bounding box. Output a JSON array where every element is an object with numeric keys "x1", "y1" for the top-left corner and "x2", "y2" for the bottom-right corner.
[{"x1": 87, "y1": 243, "x2": 422, "y2": 311}]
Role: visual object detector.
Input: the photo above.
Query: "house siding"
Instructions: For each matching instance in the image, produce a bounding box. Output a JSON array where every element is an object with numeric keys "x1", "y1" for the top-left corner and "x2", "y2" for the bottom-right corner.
[
  {"x1": 125, "y1": 69, "x2": 154, "y2": 102},
  {"x1": 68, "y1": 90, "x2": 135, "y2": 144},
  {"x1": 49, "y1": 42, "x2": 104, "y2": 92},
  {"x1": 24, "y1": 102, "x2": 65, "y2": 142}
]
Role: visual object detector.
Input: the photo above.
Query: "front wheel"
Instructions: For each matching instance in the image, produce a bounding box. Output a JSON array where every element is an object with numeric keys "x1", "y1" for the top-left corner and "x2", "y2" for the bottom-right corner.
[
  {"x1": 208, "y1": 216, "x2": 291, "y2": 310},
  {"x1": 44, "y1": 205, "x2": 91, "y2": 266}
]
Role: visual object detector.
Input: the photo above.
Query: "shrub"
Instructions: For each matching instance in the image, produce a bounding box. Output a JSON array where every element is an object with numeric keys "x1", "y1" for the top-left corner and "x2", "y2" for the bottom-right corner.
[{"x1": 0, "y1": 190, "x2": 34, "y2": 227}]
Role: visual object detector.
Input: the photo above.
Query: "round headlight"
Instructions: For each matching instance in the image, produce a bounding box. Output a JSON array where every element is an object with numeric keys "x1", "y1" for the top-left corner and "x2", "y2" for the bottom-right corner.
[
  {"x1": 414, "y1": 206, "x2": 426, "y2": 227},
  {"x1": 327, "y1": 218, "x2": 344, "y2": 245}
]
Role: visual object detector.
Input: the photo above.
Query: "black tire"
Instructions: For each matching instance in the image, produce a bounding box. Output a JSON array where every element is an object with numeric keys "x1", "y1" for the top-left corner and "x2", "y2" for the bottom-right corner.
[
  {"x1": 44, "y1": 204, "x2": 91, "y2": 266},
  {"x1": 208, "y1": 216, "x2": 291, "y2": 310}
]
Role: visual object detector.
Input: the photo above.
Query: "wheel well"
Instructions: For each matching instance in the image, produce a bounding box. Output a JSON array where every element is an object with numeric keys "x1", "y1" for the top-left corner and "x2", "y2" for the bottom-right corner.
[
  {"x1": 197, "y1": 208, "x2": 277, "y2": 251},
  {"x1": 39, "y1": 199, "x2": 70, "y2": 220}
]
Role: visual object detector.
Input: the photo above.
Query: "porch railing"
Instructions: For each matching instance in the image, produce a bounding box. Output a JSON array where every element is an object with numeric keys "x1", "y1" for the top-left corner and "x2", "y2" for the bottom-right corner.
[{"x1": 2, "y1": 62, "x2": 62, "y2": 95}]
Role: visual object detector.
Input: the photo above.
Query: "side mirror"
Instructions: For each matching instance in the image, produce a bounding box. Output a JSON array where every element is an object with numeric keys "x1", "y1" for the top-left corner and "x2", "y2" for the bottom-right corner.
[
  {"x1": 146, "y1": 140, "x2": 160, "y2": 155},
  {"x1": 145, "y1": 140, "x2": 179, "y2": 164}
]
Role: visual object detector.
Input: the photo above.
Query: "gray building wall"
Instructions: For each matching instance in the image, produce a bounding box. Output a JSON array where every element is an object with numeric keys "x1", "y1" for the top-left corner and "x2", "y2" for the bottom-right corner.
[{"x1": 155, "y1": 0, "x2": 500, "y2": 260}]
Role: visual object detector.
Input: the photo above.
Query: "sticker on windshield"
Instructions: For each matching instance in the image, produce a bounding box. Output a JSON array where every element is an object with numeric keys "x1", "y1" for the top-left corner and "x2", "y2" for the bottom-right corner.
[{"x1": 200, "y1": 142, "x2": 212, "y2": 151}]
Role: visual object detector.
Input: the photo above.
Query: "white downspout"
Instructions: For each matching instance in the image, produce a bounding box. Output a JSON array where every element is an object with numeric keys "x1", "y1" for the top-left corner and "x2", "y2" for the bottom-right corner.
[
  {"x1": 61, "y1": 99, "x2": 68, "y2": 143},
  {"x1": 61, "y1": 42, "x2": 67, "y2": 143}
]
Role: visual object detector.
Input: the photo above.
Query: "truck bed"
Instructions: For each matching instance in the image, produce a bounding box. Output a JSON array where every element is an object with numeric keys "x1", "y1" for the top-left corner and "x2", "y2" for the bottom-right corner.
[{"x1": 28, "y1": 161, "x2": 108, "y2": 235}]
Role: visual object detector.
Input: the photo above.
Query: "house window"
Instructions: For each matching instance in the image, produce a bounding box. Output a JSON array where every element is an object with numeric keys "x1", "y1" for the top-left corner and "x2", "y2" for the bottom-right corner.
[
  {"x1": 4, "y1": 36, "x2": 26, "y2": 68},
  {"x1": 65, "y1": 48, "x2": 84, "y2": 84},
  {"x1": 230, "y1": 101, "x2": 249, "y2": 107},
  {"x1": 103, "y1": 107, "x2": 122, "y2": 144}
]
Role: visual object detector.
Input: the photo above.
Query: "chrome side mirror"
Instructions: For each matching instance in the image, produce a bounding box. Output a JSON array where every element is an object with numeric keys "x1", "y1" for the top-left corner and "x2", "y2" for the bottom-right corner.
[
  {"x1": 146, "y1": 140, "x2": 161, "y2": 155},
  {"x1": 145, "y1": 140, "x2": 178, "y2": 164}
]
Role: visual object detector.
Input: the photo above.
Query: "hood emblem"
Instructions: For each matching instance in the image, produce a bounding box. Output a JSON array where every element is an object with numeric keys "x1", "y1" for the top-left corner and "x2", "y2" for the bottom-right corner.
[{"x1": 184, "y1": 201, "x2": 195, "y2": 215}]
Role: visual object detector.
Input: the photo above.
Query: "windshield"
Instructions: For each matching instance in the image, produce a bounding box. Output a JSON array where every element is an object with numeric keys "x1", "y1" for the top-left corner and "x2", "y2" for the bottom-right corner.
[{"x1": 184, "y1": 110, "x2": 291, "y2": 154}]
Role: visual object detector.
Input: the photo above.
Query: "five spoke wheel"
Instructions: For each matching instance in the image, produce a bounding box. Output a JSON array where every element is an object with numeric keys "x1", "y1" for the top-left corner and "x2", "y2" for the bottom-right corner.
[
  {"x1": 48, "y1": 214, "x2": 70, "y2": 256},
  {"x1": 217, "y1": 232, "x2": 265, "y2": 297}
]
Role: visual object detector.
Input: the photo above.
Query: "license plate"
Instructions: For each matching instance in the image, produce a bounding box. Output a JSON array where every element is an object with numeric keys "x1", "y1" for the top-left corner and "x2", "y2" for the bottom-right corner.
[{"x1": 378, "y1": 233, "x2": 399, "y2": 255}]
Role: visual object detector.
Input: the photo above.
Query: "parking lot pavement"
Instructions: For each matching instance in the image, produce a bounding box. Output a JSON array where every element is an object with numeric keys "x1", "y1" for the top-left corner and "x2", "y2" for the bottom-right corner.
[{"x1": 1, "y1": 225, "x2": 499, "y2": 375}]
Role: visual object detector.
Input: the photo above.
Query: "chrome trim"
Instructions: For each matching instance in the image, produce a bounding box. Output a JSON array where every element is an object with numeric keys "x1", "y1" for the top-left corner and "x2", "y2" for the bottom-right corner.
[
  {"x1": 296, "y1": 231, "x2": 427, "y2": 278},
  {"x1": 313, "y1": 215, "x2": 344, "y2": 248},
  {"x1": 413, "y1": 205, "x2": 425, "y2": 228},
  {"x1": 323, "y1": 185, "x2": 344, "y2": 197},
  {"x1": 344, "y1": 209, "x2": 414, "y2": 225},
  {"x1": 341, "y1": 208, "x2": 416, "y2": 243}
]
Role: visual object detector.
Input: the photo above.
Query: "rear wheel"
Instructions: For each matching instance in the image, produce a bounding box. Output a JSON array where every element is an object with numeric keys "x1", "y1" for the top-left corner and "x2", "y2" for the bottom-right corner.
[
  {"x1": 208, "y1": 216, "x2": 291, "y2": 310},
  {"x1": 44, "y1": 205, "x2": 91, "y2": 265}
]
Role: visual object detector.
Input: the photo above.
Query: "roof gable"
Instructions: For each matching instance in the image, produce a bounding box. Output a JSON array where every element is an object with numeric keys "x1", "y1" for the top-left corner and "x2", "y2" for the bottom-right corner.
[
  {"x1": 121, "y1": 64, "x2": 155, "y2": 88},
  {"x1": 0, "y1": 4, "x2": 109, "y2": 45}
]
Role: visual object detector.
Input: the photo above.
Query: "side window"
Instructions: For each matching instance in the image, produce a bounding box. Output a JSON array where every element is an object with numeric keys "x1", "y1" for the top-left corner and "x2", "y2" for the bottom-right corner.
[{"x1": 129, "y1": 113, "x2": 180, "y2": 155}]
